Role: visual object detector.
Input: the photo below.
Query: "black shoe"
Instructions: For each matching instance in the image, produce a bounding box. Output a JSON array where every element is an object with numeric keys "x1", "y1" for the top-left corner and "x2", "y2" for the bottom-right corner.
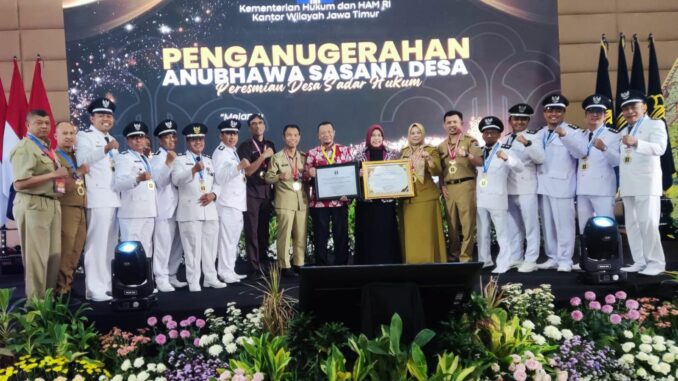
[{"x1": 281, "y1": 268, "x2": 298, "y2": 278}]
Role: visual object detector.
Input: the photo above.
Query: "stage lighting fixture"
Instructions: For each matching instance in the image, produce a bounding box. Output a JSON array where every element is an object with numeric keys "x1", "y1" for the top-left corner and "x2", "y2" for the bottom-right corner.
[
  {"x1": 112, "y1": 241, "x2": 156, "y2": 311},
  {"x1": 578, "y1": 216, "x2": 627, "y2": 284}
]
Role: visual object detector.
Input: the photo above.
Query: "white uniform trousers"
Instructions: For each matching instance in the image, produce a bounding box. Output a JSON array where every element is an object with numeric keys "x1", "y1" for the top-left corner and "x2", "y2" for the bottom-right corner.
[
  {"x1": 84, "y1": 207, "x2": 118, "y2": 298},
  {"x1": 477, "y1": 207, "x2": 511, "y2": 270},
  {"x1": 576, "y1": 195, "x2": 615, "y2": 234},
  {"x1": 539, "y1": 195, "x2": 576, "y2": 267},
  {"x1": 178, "y1": 220, "x2": 219, "y2": 287},
  {"x1": 217, "y1": 206, "x2": 243, "y2": 277},
  {"x1": 507, "y1": 194, "x2": 540, "y2": 264},
  {"x1": 153, "y1": 217, "x2": 183, "y2": 283},
  {"x1": 622, "y1": 196, "x2": 665, "y2": 271},
  {"x1": 119, "y1": 218, "x2": 154, "y2": 257}
]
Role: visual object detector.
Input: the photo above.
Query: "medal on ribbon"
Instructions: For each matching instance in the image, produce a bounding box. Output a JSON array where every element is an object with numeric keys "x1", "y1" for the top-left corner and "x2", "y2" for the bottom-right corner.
[
  {"x1": 446, "y1": 133, "x2": 462, "y2": 175},
  {"x1": 480, "y1": 143, "x2": 500, "y2": 188}
]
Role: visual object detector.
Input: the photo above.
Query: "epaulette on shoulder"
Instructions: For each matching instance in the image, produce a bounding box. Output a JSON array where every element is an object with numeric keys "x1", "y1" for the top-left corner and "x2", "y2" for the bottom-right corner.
[
  {"x1": 217, "y1": 145, "x2": 225, "y2": 151},
  {"x1": 177, "y1": 152, "x2": 185, "y2": 156},
  {"x1": 120, "y1": 150, "x2": 129, "y2": 155},
  {"x1": 154, "y1": 150, "x2": 161, "y2": 156},
  {"x1": 203, "y1": 154, "x2": 211, "y2": 159},
  {"x1": 80, "y1": 128, "x2": 92, "y2": 133},
  {"x1": 606, "y1": 127, "x2": 621, "y2": 134},
  {"x1": 567, "y1": 123, "x2": 579, "y2": 130},
  {"x1": 501, "y1": 143, "x2": 511, "y2": 149},
  {"x1": 526, "y1": 129, "x2": 538, "y2": 135}
]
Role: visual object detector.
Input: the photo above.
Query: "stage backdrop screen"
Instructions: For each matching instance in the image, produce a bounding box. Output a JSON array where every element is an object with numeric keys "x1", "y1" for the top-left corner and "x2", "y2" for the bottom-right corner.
[{"x1": 64, "y1": 0, "x2": 560, "y2": 151}]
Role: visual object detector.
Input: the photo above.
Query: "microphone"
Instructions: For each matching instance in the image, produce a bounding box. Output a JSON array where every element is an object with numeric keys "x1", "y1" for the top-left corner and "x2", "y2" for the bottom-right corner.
[{"x1": 196, "y1": 156, "x2": 201, "y2": 162}]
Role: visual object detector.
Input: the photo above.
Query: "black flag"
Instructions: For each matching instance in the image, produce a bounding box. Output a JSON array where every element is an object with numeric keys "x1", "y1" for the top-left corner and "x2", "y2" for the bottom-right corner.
[
  {"x1": 630, "y1": 34, "x2": 646, "y2": 93},
  {"x1": 595, "y1": 34, "x2": 614, "y2": 127},
  {"x1": 647, "y1": 34, "x2": 675, "y2": 190},
  {"x1": 615, "y1": 33, "x2": 629, "y2": 129}
]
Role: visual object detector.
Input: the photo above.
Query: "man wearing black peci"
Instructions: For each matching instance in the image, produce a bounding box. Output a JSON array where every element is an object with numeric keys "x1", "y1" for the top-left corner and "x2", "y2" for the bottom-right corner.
[{"x1": 237, "y1": 114, "x2": 276, "y2": 274}]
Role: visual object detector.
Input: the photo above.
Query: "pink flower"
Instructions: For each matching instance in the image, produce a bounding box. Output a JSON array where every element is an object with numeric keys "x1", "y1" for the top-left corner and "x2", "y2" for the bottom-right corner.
[
  {"x1": 147, "y1": 316, "x2": 158, "y2": 327},
  {"x1": 615, "y1": 291, "x2": 627, "y2": 300},
  {"x1": 195, "y1": 319, "x2": 206, "y2": 329},
  {"x1": 155, "y1": 334, "x2": 167, "y2": 345},
  {"x1": 601, "y1": 305, "x2": 614, "y2": 314},
  {"x1": 235, "y1": 368, "x2": 246, "y2": 375},
  {"x1": 525, "y1": 358, "x2": 540, "y2": 371},
  {"x1": 193, "y1": 338, "x2": 200, "y2": 346},
  {"x1": 161, "y1": 315, "x2": 173, "y2": 324},
  {"x1": 166, "y1": 320, "x2": 177, "y2": 330},
  {"x1": 168, "y1": 330, "x2": 178, "y2": 339},
  {"x1": 609, "y1": 314, "x2": 622, "y2": 325},
  {"x1": 626, "y1": 299, "x2": 639, "y2": 310},
  {"x1": 513, "y1": 369, "x2": 528, "y2": 381},
  {"x1": 588, "y1": 301, "x2": 601, "y2": 311},
  {"x1": 627, "y1": 309, "x2": 641, "y2": 321},
  {"x1": 571, "y1": 310, "x2": 584, "y2": 321},
  {"x1": 187, "y1": 316, "x2": 197, "y2": 324},
  {"x1": 180, "y1": 320, "x2": 190, "y2": 328},
  {"x1": 604, "y1": 294, "x2": 616, "y2": 304},
  {"x1": 570, "y1": 297, "x2": 581, "y2": 307},
  {"x1": 584, "y1": 291, "x2": 596, "y2": 301},
  {"x1": 252, "y1": 373, "x2": 264, "y2": 381},
  {"x1": 180, "y1": 330, "x2": 191, "y2": 339}
]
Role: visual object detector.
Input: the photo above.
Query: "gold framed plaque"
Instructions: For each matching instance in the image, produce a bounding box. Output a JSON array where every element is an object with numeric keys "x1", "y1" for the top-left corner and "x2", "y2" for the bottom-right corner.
[{"x1": 362, "y1": 159, "x2": 415, "y2": 200}]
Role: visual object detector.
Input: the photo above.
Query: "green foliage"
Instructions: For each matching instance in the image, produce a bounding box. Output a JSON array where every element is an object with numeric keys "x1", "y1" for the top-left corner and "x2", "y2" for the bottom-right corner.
[
  {"x1": 2, "y1": 288, "x2": 99, "y2": 362},
  {"x1": 230, "y1": 333, "x2": 293, "y2": 381},
  {"x1": 0, "y1": 288, "x2": 22, "y2": 359}
]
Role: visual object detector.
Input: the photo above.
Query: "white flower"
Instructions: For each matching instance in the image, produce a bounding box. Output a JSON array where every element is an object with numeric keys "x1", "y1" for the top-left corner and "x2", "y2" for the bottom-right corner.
[
  {"x1": 522, "y1": 320, "x2": 535, "y2": 330},
  {"x1": 222, "y1": 332, "x2": 235, "y2": 345},
  {"x1": 128, "y1": 375, "x2": 137, "y2": 381},
  {"x1": 622, "y1": 342, "x2": 636, "y2": 353},
  {"x1": 621, "y1": 354, "x2": 635, "y2": 364},
  {"x1": 121, "y1": 360, "x2": 132, "y2": 372},
  {"x1": 663, "y1": 353, "x2": 675, "y2": 364},
  {"x1": 208, "y1": 344, "x2": 223, "y2": 357},
  {"x1": 647, "y1": 354, "x2": 660, "y2": 366},
  {"x1": 561, "y1": 329, "x2": 573, "y2": 340},
  {"x1": 112, "y1": 376, "x2": 124, "y2": 381},
  {"x1": 636, "y1": 368, "x2": 648, "y2": 378},
  {"x1": 641, "y1": 335, "x2": 653, "y2": 344},
  {"x1": 639, "y1": 344, "x2": 654, "y2": 354},
  {"x1": 623, "y1": 330, "x2": 633, "y2": 339},
  {"x1": 653, "y1": 336, "x2": 666, "y2": 345},
  {"x1": 133, "y1": 357, "x2": 145, "y2": 368},
  {"x1": 658, "y1": 362, "x2": 671, "y2": 375},
  {"x1": 205, "y1": 308, "x2": 214, "y2": 314},
  {"x1": 491, "y1": 363, "x2": 500, "y2": 372},
  {"x1": 146, "y1": 363, "x2": 156, "y2": 372},
  {"x1": 543, "y1": 325, "x2": 562, "y2": 341},
  {"x1": 226, "y1": 343, "x2": 238, "y2": 354},
  {"x1": 224, "y1": 325, "x2": 238, "y2": 334},
  {"x1": 546, "y1": 315, "x2": 561, "y2": 326},
  {"x1": 155, "y1": 378, "x2": 167, "y2": 381},
  {"x1": 137, "y1": 372, "x2": 150, "y2": 381},
  {"x1": 637, "y1": 352, "x2": 650, "y2": 362},
  {"x1": 156, "y1": 363, "x2": 166, "y2": 373},
  {"x1": 532, "y1": 333, "x2": 546, "y2": 345},
  {"x1": 653, "y1": 343, "x2": 667, "y2": 352}
]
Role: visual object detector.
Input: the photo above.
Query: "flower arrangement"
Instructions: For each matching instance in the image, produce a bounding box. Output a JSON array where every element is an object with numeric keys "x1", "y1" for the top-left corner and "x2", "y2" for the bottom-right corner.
[
  {"x1": 500, "y1": 284, "x2": 556, "y2": 329},
  {"x1": 483, "y1": 350, "x2": 552, "y2": 381},
  {"x1": 551, "y1": 335, "x2": 633, "y2": 381},
  {"x1": 100, "y1": 327, "x2": 151, "y2": 360},
  {"x1": 165, "y1": 347, "x2": 225, "y2": 381},
  {"x1": 636, "y1": 297, "x2": 678, "y2": 338},
  {"x1": 617, "y1": 332, "x2": 678, "y2": 380},
  {"x1": 0, "y1": 355, "x2": 109, "y2": 381}
]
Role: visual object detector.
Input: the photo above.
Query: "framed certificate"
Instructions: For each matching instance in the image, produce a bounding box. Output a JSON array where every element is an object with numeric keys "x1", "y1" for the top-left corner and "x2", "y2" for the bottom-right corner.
[
  {"x1": 362, "y1": 159, "x2": 415, "y2": 200},
  {"x1": 314, "y1": 162, "x2": 360, "y2": 201}
]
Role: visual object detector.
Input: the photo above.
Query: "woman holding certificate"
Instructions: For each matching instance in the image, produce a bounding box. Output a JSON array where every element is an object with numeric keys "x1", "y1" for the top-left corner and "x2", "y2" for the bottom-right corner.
[
  {"x1": 399, "y1": 123, "x2": 446, "y2": 264},
  {"x1": 354, "y1": 124, "x2": 402, "y2": 264}
]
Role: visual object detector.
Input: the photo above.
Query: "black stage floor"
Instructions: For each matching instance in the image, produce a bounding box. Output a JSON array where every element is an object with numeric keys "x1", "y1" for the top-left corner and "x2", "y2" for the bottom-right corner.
[{"x1": 1, "y1": 241, "x2": 677, "y2": 333}]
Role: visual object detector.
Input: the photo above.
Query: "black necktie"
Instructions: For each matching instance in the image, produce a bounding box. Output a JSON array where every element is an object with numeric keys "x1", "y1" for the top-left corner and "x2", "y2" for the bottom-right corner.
[{"x1": 588, "y1": 132, "x2": 593, "y2": 142}]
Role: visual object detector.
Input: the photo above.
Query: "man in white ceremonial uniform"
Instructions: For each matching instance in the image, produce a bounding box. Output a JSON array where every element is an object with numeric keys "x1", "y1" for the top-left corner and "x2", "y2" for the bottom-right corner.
[
  {"x1": 212, "y1": 119, "x2": 249, "y2": 284},
  {"x1": 114, "y1": 121, "x2": 157, "y2": 258},
  {"x1": 151, "y1": 120, "x2": 186, "y2": 292},
  {"x1": 616, "y1": 90, "x2": 667, "y2": 276},
  {"x1": 534, "y1": 93, "x2": 580, "y2": 272},
  {"x1": 559, "y1": 94, "x2": 620, "y2": 236},
  {"x1": 172, "y1": 123, "x2": 226, "y2": 291},
  {"x1": 465, "y1": 117, "x2": 523, "y2": 273},
  {"x1": 501, "y1": 103, "x2": 544, "y2": 273},
  {"x1": 76, "y1": 97, "x2": 121, "y2": 302}
]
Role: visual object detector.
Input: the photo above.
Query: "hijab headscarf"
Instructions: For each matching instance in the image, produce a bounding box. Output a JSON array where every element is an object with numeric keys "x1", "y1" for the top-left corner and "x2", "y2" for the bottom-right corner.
[
  {"x1": 365, "y1": 124, "x2": 385, "y2": 161},
  {"x1": 406, "y1": 122, "x2": 427, "y2": 183}
]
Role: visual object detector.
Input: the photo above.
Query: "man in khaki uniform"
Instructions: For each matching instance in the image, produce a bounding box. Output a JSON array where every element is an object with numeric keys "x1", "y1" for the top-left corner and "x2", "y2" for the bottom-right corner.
[
  {"x1": 437, "y1": 110, "x2": 482, "y2": 262},
  {"x1": 54, "y1": 121, "x2": 89, "y2": 294},
  {"x1": 11, "y1": 110, "x2": 69, "y2": 299},
  {"x1": 265, "y1": 124, "x2": 308, "y2": 277}
]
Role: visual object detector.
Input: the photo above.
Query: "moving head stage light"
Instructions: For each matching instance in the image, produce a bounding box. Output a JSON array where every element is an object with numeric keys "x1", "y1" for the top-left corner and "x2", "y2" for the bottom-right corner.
[
  {"x1": 112, "y1": 241, "x2": 156, "y2": 310},
  {"x1": 578, "y1": 216, "x2": 627, "y2": 284}
]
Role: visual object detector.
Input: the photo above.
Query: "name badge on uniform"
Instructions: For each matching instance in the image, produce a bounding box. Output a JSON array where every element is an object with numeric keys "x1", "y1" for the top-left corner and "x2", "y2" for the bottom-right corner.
[
  {"x1": 581, "y1": 157, "x2": 588, "y2": 170},
  {"x1": 624, "y1": 154, "x2": 632, "y2": 164},
  {"x1": 54, "y1": 178, "x2": 66, "y2": 194},
  {"x1": 199, "y1": 180, "x2": 207, "y2": 193},
  {"x1": 147, "y1": 180, "x2": 155, "y2": 190}
]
